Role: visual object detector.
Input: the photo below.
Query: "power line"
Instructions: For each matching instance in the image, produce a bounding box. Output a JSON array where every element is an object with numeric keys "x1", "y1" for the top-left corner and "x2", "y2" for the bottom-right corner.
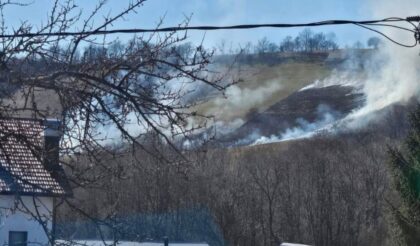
[
  {"x1": 355, "y1": 23, "x2": 417, "y2": 48},
  {"x1": 1, "y1": 16, "x2": 419, "y2": 47}
]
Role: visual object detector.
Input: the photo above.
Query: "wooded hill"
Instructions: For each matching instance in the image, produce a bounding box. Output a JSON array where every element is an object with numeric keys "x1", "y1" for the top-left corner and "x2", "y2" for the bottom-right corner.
[{"x1": 53, "y1": 48, "x2": 415, "y2": 246}]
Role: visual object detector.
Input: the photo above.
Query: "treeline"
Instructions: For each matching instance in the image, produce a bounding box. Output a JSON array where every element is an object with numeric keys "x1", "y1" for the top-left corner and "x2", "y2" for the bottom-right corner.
[
  {"x1": 217, "y1": 28, "x2": 339, "y2": 56},
  {"x1": 56, "y1": 132, "x2": 394, "y2": 245},
  {"x1": 217, "y1": 29, "x2": 383, "y2": 57},
  {"x1": 259, "y1": 29, "x2": 339, "y2": 54},
  {"x1": 56, "y1": 102, "x2": 411, "y2": 246},
  {"x1": 44, "y1": 39, "x2": 197, "y2": 67}
]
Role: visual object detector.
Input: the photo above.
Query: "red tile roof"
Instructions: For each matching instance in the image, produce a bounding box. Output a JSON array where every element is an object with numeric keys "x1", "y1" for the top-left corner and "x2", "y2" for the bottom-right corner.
[{"x1": 0, "y1": 118, "x2": 67, "y2": 196}]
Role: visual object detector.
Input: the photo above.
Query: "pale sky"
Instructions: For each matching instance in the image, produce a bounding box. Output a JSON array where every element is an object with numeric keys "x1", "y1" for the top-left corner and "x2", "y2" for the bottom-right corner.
[{"x1": 3, "y1": 0, "x2": 407, "y2": 48}]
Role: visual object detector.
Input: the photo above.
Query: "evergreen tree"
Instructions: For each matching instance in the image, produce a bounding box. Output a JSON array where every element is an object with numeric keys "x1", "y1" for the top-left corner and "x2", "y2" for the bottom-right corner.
[{"x1": 389, "y1": 105, "x2": 420, "y2": 245}]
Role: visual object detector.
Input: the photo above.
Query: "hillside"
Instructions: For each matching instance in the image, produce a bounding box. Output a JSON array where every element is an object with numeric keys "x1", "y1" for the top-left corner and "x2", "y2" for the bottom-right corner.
[
  {"x1": 194, "y1": 52, "x2": 347, "y2": 122},
  {"x1": 54, "y1": 48, "x2": 417, "y2": 246},
  {"x1": 221, "y1": 84, "x2": 365, "y2": 145}
]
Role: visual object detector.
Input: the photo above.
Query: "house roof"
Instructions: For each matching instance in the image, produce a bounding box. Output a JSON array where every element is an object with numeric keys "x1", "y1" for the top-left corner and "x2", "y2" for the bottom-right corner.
[{"x1": 0, "y1": 118, "x2": 69, "y2": 196}]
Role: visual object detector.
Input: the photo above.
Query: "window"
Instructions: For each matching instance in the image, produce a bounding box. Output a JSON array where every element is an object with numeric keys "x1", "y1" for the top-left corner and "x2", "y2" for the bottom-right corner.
[{"x1": 9, "y1": 231, "x2": 28, "y2": 246}]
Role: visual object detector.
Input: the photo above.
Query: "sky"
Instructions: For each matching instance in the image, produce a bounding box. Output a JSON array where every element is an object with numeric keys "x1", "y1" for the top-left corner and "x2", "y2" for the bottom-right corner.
[{"x1": 2, "y1": 0, "x2": 409, "y2": 49}]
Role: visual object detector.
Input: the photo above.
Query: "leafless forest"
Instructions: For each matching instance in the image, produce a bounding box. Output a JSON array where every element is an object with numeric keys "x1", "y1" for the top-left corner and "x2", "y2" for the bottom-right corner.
[
  {"x1": 0, "y1": 0, "x2": 419, "y2": 246},
  {"x1": 56, "y1": 102, "x2": 412, "y2": 245}
]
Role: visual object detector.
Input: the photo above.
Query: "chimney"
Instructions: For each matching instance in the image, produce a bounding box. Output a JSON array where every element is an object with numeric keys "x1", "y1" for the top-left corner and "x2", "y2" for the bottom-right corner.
[{"x1": 44, "y1": 119, "x2": 61, "y2": 171}]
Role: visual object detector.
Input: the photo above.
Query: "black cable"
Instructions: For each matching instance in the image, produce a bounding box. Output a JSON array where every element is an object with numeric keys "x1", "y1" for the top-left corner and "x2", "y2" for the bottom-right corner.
[
  {"x1": 362, "y1": 23, "x2": 415, "y2": 33},
  {"x1": 354, "y1": 23, "x2": 417, "y2": 48},
  {"x1": 0, "y1": 16, "x2": 417, "y2": 48},
  {"x1": 0, "y1": 17, "x2": 410, "y2": 37},
  {"x1": 406, "y1": 16, "x2": 420, "y2": 22},
  {"x1": 359, "y1": 21, "x2": 420, "y2": 46}
]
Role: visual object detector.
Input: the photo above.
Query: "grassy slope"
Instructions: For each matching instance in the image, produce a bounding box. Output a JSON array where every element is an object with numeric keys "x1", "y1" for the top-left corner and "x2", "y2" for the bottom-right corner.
[
  {"x1": 247, "y1": 62, "x2": 331, "y2": 110},
  {"x1": 194, "y1": 60, "x2": 333, "y2": 121}
]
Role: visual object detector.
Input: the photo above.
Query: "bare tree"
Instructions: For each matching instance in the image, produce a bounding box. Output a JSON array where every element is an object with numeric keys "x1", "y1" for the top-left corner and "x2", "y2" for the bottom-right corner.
[
  {"x1": 0, "y1": 0, "x2": 234, "y2": 244},
  {"x1": 279, "y1": 36, "x2": 295, "y2": 52},
  {"x1": 298, "y1": 28, "x2": 313, "y2": 52},
  {"x1": 353, "y1": 41, "x2": 365, "y2": 49},
  {"x1": 367, "y1": 37, "x2": 382, "y2": 49}
]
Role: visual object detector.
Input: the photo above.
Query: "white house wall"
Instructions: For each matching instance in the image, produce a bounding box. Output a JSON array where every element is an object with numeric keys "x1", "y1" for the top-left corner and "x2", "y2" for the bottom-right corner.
[{"x1": 0, "y1": 195, "x2": 53, "y2": 246}]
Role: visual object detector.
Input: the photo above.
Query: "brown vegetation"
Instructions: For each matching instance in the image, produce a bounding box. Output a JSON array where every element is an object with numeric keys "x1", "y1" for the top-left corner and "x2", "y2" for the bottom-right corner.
[{"x1": 58, "y1": 122, "x2": 408, "y2": 245}]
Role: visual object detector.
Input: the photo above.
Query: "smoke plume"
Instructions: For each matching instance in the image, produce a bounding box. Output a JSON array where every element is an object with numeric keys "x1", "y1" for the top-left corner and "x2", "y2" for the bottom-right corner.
[{"x1": 343, "y1": 0, "x2": 420, "y2": 128}]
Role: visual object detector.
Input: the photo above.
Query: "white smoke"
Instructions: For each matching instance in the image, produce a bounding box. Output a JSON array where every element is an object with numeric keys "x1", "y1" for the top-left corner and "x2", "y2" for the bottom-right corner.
[
  {"x1": 182, "y1": 118, "x2": 245, "y2": 149},
  {"x1": 99, "y1": 0, "x2": 420, "y2": 147},
  {"x1": 342, "y1": 0, "x2": 420, "y2": 128},
  {"x1": 258, "y1": 0, "x2": 420, "y2": 141},
  {"x1": 299, "y1": 72, "x2": 362, "y2": 91},
  {"x1": 252, "y1": 105, "x2": 339, "y2": 145},
  {"x1": 207, "y1": 81, "x2": 283, "y2": 120}
]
